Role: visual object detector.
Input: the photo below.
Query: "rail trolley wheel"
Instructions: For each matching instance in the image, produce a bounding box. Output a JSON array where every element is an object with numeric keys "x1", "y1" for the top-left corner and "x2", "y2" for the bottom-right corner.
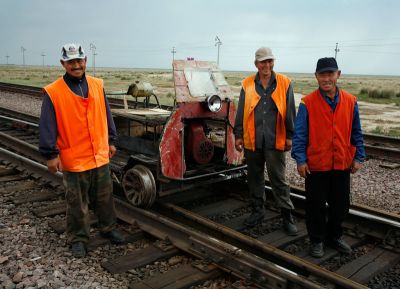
[{"x1": 122, "y1": 164, "x2": 156, "y2": 208}]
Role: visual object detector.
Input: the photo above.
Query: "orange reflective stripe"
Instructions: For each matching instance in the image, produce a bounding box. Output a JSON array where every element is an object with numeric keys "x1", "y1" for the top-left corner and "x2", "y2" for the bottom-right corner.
[
  {"x1": 242, "y1": 73, "x2": 290, "y2": 151},
  {"x1": 44, "y1": 76, "x2": 109, "y2": 172}
]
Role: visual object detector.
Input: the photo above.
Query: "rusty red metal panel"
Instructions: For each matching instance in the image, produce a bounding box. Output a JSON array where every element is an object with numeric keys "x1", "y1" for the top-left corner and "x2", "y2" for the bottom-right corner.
[
  {"x1": 177, "y1": 102, "x2": 242, "y2": 165},
  {"x1": 174, "y1": 86, "x2": 191, "y2": 102},
  {"x1": 172, "y1": 60, "x2": 186, "y2": 71},
  {"x1": 159, "y1": 110, "x2": 185, "y2": 179},
  {"x1": 226, "y1": 102, "x2": 243, "y2": 165},
  {"x1": 159, "y1": 102, "x2": 244, "y2": 179},
  {"x1": 161, "y1": 60, "x2": 244, "y2": 179},
  {"x1": 173, "y1": 70, "x2": 187, "y2": 86},
  {"x1": 196, "y1": 61, "x2": 215, "y2": 69}
]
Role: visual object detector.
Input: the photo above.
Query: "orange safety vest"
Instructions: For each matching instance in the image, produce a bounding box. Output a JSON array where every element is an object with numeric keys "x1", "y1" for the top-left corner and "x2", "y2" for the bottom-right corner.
[
  {"x1": 44, "y1": 76, "x2": 110, "y2": 172},
  {"x1": 242, "y1": 73, "x2": 290, "y2": 151},
  {"x1": 303, "y1": 89, "x2": 356, "y2": 171}
]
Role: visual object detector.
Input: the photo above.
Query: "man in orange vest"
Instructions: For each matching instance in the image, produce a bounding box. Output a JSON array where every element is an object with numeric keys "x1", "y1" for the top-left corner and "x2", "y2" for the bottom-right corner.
[
  {"x1": 291, "y1": 57, "x2": 365, "y2": 258},
  {"x1": 39, "y1": 43, "x2": 125, "y2": 258},
  {"x1": 234, "y1": 47, "x2": 298, "y2": 235}
]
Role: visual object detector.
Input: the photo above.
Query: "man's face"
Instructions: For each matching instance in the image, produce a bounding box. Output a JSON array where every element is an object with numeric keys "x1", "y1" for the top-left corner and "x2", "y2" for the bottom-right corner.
[
  {"x1": 315, "y1": 70, "x2": 341, "y2": 94},
  {"x1": 255, "y1": 59, "x2": 274, "y2": 78},
  {"x1": 61, "y1": 57, "x2": 87, "y2": 78}
]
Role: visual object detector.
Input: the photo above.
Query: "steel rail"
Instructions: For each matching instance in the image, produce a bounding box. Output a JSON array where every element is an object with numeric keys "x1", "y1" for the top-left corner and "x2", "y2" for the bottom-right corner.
[
  {"x1": 0, "y1": 82, "x2": 42, "y2": 97},
  {"x1": 156, "y1": 202, "x2": 369, "y2": 289},
  {"x1": 364, "y1": 143, "x2": 400, "y2": 162},
  {"x1": 363, "y1": 133, "x2": 400, "y2": 147},
  {"x1": 0, "y1": 125, "x2": 396, "y2": 287},
  {"x1": 0, "y1": 106, "x2": 39, "y2": 124},
  {"x1": 290, "y1": 192, "x2": 400, "y2": 230},
  {"x1": 115, "y1": 198, "x2": 330, "y2": 289},
  {"x1": 0, "y1": 131, "x2": 42, "y2": 163},
  {"x1": 0, "y1": 147, "x2": 62, "y2": 186},
  {"x1": 0, "y1": 138, "x2": 324, "y2": 288},
  {"x1": 0, "y1": 115, "x2": 39, "y2": 127}
]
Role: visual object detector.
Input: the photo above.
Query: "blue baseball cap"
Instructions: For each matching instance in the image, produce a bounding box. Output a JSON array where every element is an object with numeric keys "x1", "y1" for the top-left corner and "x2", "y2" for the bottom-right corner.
[{"x1": 316, "y1": 57, "x2": 339, "y2": 73}]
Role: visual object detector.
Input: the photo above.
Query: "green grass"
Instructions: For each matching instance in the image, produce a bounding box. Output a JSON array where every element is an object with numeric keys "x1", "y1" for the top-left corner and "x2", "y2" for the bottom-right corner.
[
  {"x1": 370, "y1": 126, "x2": 400, "y2": 137},
  {"x1": 357, "y1": 92, "x2": 400, "y2": 106}
]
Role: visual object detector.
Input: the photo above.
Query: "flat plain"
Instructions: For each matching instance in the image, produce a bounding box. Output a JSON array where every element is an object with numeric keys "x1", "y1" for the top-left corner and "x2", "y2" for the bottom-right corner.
[{"x1": 1, "y1": 65, "x2": 400, "y2": 136}]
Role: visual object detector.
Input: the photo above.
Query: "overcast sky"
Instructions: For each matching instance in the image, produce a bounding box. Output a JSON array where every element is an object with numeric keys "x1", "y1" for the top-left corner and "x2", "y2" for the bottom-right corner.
[{"x1": 1, "y1": 0, "x2": 400, "y2": 75}]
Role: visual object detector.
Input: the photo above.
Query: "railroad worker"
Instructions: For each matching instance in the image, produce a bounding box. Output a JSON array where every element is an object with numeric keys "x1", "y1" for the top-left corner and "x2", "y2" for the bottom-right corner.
[
  {"x1": 234, "y1": 47, "x2": 298, "y2": 235},
  {"x1": 39, "y1": 43, "x2": 125, "y2": 258},
  {"x1": 291, "y1": 57, "x2": 366, "y2": 258}
]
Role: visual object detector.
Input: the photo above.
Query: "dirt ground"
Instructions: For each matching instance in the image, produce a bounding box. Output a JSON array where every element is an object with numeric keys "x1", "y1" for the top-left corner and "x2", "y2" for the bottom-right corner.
[
  {"x1": 293, "y1": 93, "x2": 400, "y2": 135},
  {"x1": 357, "y1": 101, "x2": 400, "y2": 133}
]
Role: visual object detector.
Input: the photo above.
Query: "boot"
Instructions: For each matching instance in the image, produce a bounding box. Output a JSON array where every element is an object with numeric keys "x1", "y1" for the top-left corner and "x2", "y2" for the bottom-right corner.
[
  {"x1": 71, "y1": 241, "x2": 87, "y2": 258},
  {"x1": 244, "y1": 206, "x2": 265, "y2": 227},
  {"x1": 310, "y1": 242, "x2": 324, "y2": 258},
  {"x1": 326, "y1": 236, "x2": 352, "y2": 254},
  {"x1": 281, "y1": 208, "x2": 298, "y2": 236},
  {"x1": 101, "y1": 229, "x2": 126, "y2": 244}
]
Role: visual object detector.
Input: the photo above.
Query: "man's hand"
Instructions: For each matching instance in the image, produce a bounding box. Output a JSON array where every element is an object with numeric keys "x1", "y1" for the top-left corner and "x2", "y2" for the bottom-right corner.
[
  {"x1": 109, "y1": 145, "x2": 117, "y2": 158},
  {"x1": 351, "y1": 160, "x2": 362, "y2": 174},
  {"x1": 297, "y1": 163, "x2": 310, "y2": 178},
  {"x1": 284, "y1": 139, "x2": 292, "y2": 151},
  {"x1": 235, "y1": 138, "x2": 244, "y2": 152},
  {"x1": 47, "y1": 157, "x2": 62, "y2": 174}
]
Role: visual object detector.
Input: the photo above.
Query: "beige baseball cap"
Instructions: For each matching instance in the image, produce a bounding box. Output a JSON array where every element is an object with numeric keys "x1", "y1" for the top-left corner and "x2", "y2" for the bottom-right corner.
[{"x1": 255, "y1": 47, "x2": 275, "y2": 62}]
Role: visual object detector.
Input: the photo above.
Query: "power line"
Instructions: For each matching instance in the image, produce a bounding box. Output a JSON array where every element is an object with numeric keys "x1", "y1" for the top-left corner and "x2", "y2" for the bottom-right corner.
[
  {"x1": 335, "y1": 42, "x2": 340, "y2": 59},
  {"x1": 90, "y1": 43, "x2": 97, "y2": 76},
  {"x1": 5, "y1": 53, "x2": 10, "y2": 65},
  {"x1": 21, "y1": 46, "x2": 26, "y2": 66},
  {"x1": 41, "y1": 52, "x2": 46, "y2": 68},
  {"x1": 215, "y1": 36, "x2": 222, "y2": 66},
  {"x1": 171, "y1": 46, "x2": 176, "y2": 62}
]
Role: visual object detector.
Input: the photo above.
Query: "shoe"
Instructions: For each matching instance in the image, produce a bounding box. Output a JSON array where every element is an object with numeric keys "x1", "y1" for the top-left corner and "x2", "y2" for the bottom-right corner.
[
  {"x1": 310, "y1": 242, "x2": 324, "y2": 258},
  {"x1": 327, "y1": 237, "x2": 352, "y2": 254},
  {"x1": 71, "y1": 242, "x2": 87, "y2": 258},
  {"x1": 244, "y1": 208, "x2": 265, "y2": 227},
  {"x1": 101, "y1": 229, "x2": 125, "y2": 244},
  {"x1": 281, "y1": 209, "x2": 298, "y2": 236}
]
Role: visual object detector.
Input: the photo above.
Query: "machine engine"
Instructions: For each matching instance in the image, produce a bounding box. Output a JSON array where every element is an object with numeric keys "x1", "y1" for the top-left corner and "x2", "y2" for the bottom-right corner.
[{"x1": 187, "y1": 121, "x2": 214, "y2": 165}]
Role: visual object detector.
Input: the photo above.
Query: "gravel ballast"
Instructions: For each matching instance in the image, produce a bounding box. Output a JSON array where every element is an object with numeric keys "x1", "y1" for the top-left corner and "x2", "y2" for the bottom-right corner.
[{"x1": 1, "y1": 91, "x2": 399, "y2": 289}]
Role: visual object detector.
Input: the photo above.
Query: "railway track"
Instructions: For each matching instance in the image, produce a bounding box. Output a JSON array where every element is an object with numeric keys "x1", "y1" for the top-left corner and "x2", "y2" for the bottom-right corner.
[
  {"x1": 1, "y1": 82, "x2": 399, "y2": 162},
  {"x1": 0, "y1": 82, "x2": 43, "y2": 97},
  {"x1": 1, "y1": 104, "x2": 400, "y2": 288},
  {"x1": 0, "y1": 81, "x2": 164, "y2": 110}
]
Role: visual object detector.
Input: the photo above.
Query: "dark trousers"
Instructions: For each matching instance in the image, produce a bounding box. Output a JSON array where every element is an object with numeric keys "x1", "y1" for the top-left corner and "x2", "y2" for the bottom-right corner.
[
  {"x1": 305, "y1": 170, "x2": 350, "y2": 243},
  {"x1": 63, "y1": 164, "x2": 117, "y2": 244},
  {"x1": 245, "y1": 148, "x2": 294, "y2": 210}
]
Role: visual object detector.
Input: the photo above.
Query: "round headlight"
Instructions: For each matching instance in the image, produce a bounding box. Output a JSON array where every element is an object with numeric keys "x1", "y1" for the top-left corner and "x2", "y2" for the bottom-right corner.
[{"x1": 205, "y1": 95, "x2": 222, "y2": 112}]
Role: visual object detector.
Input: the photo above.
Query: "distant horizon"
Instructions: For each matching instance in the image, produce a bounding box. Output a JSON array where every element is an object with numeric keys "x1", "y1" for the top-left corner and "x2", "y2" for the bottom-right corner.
[
  {"x1": 2, "y1": 1, "x2": 400, "y2": 76},
  {"x1": 1, "y1": 64, "x2": 400, "y2": 78}
]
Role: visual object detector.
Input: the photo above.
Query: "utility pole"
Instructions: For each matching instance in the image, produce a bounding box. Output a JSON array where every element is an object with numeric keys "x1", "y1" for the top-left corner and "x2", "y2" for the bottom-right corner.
[
  {"x1": 334, "y1": 42, "x2": 340, "y2": 59},
  {"x1": 21, "y1": 46, "x2": 26, "y2": 66},
  {"x1": 6, "y1": 53, "x2": 10, "y2": 65},
  {"x1": 171, "y1": 46, "x2": 176, "y2": 62},
  {"x1": 41, "y1": 52, "x2": 46, "y2": 68},
  {"x1": 90, "y1": 43, "x2": 97, "y2": 76},
  {"x1": 215, "y1": 36, "x2": 222, "y2": 66}
]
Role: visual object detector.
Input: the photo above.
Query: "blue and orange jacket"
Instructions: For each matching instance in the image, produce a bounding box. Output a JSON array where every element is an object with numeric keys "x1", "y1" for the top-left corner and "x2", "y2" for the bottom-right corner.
[{"x1": 292, "y1": 88, "x2": 365, "y2": 171}]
